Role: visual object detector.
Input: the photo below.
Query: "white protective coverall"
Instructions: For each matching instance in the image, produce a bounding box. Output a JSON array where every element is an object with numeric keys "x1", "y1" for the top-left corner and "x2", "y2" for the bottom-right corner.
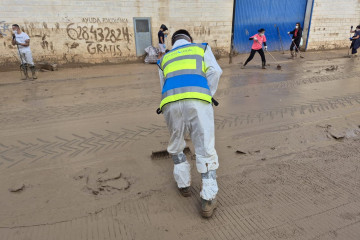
[{"x1": 158, "y1": 39, "x2": 223, "y2": 200}]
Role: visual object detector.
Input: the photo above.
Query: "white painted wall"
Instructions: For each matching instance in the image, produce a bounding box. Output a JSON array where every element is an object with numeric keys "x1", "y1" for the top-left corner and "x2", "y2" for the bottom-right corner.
[
  {"x1": 1, "y1": 0, "x2": 357, "y2": 67},
  {"x1": 307, "y1": 0, "x2": 360, "y2": 50},
  {"x1": 0, "y1": 0, "x2": 233, "y2": 66}
]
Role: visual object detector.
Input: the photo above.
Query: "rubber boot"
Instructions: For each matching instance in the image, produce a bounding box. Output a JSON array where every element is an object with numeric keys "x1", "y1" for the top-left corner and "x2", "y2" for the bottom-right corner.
[
  {"x1": 262, "y1": 62, "x2": 266, "y2": 69},
  {"x1": 290, "y1": 51, "x2": 295, "y2": 58},
  {"x1": 241, "y1": 61, "x2": 248, "y2": 69},
  {"x1": 178, "y1": 187, "x2": 191, "y2": 197},
  {"x1": 20, "y1": 64, "x2": 29, "y2": 80},
  {"x1": 201, "y1": 198, "x2": 217, "y2": 218},
  {"x1": 29, "y1": 66, "x2": 37, "y2": 80}
]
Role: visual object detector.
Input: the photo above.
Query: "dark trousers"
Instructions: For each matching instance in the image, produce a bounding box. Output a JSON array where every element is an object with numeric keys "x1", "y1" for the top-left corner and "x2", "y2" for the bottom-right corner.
[
  {"x1": 244, "y1": 49, "x2": 266, "y2": 66},
  {"x1": 290, "y1": 39, "x2": 301, "y2": 52}
]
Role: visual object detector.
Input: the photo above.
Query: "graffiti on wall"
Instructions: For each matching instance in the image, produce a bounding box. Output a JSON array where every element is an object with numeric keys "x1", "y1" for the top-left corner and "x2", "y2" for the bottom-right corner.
[
  {"x1": 191, "y1": 26, "x2": 211, "y2": 37},
  {"x1": 0, "y1": 21, "x2": 10, "y2": 37},
  {"x1": 81, "y1": 17, "x2": 128, "y2": 24},
  {"x1": 66, "y1": 19, "x2": 132, "y2": 56},
  {"x1": 1, "y1": 17, "x2": 134, "y2": 66}
]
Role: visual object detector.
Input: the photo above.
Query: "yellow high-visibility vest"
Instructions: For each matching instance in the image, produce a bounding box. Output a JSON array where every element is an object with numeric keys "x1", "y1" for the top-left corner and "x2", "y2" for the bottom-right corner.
[{"x1": 158, "y1": 43, "x2": 212, "y2": 110}]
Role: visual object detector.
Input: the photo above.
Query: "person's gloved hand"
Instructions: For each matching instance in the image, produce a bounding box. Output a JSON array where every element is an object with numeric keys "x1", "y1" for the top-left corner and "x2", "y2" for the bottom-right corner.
[
  {"x1": 349, "y1": 37, "x2": 353, "y2": 40},
  {"x1": 287, "y1": 32, "x2": 290, "y2": 34},
  {"x1": 264, "y1": 46, "x2": 268, "y2": 50}
]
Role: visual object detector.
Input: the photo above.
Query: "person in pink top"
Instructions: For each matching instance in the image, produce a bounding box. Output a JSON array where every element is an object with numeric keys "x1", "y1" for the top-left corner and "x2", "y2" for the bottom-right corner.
[{"x1": 242, "y1": 28, "x2": 267, "y2": 69}]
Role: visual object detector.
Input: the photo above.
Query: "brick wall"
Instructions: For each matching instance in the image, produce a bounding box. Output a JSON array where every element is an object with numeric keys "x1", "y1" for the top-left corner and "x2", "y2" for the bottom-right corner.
[
  {"x1": 307, "y1": 0, "x2": 360, "y2": 50},
  {"x1": 0, "y1": 0, "x2": 233, "y2": 67}
]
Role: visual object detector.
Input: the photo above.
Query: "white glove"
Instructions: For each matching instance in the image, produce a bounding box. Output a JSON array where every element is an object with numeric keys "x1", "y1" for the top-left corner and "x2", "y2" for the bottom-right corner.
[
  {"x1": 287, "y1": 32, "x2": 290, "y2": 34},
  {"x1": 264, "y1": 46, "x2": 268, "y2": 50},
  {"x1": 254, "y1": 37, "x2": 258, "y2": 41}
]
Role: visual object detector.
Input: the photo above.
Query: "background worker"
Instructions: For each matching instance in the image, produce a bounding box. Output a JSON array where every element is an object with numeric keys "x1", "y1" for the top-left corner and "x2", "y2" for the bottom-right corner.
[
  {"x1": 158, "y1": 24, "x2": 168, "y2": 59},
  {"x1": 349, "y1": 25, "x2": 360, "y2": 57},
  {"x1": 288, "y1": 22, "x2": 303, "y2": 58},
  {"x1": 242, "y1": 28, "x2": 267, "y2": 69},
  {"x1": 11, "y1": 24, "x2": 37, "y2": 80},
  {"x1": 157, "y1": 29, "x2": 222, "y2": 218}
]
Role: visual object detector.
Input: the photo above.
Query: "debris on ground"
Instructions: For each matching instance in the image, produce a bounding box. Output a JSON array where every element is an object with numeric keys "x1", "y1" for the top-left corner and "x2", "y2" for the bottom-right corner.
[
  {"x1": 9, "y1": 183, "x2": 26, "y2": 193},
  {"x1": 325, "y1": 65, "x2": 338, "y2": 71},
  {"x1": 327, "y1": 129, "x2": 345, "y2": 140},
  {"x1": 73, "y1": 167, "x2": 130, "y2": 196},
  {"x1": 144, "y1": 46, "x2": 159, "y2": 64},
  {"x1": 249, "y1": 150, "x2": 261, "y2": 155},
  {"x1": 235, "y1": 150, "x2": 247, "y2": 155},
  {"x1": 38, "y1": 62, "x2": 58, "y2": 71}
]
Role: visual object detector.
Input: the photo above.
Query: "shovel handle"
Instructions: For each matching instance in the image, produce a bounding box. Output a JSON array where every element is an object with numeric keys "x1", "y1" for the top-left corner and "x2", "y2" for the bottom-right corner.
[
  {"x1": 265, "y1": 50, "x2": 278, "y2": 63},
  {"x1": 212, "y1": 98, "x2": 219, "y2": 106}
]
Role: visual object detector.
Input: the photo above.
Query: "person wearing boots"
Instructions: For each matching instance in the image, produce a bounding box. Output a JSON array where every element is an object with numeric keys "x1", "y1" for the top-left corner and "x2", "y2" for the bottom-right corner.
[
  {"x1": 288, "y1": 22, "x2": 303, "y2": 58},
  {"x1": 349, "y1": 25, "x2": 360, "y2": 57},
  {"x1": 242, "y1": 28, "x2": 267, "y2": 69},
  {"x1": 157, "y1": 29, "x2": 222, "y2": 218},
  {"x1": 11, "y1": 24, "x2": 37, "y2": 80}
]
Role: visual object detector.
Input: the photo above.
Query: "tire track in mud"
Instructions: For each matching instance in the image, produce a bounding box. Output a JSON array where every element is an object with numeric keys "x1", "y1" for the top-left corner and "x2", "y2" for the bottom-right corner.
[
  {"x1": 1, "y1": 140, "x2": 360, "y2": 239},
  {"x1": 0, "y1": 125, "x2": 166, "y2": 170},
  {"x1": 0, "y1": 71, "x2": 359, "y2": 129},
  {"x1": 216, "y1": 70, "x2": 360, "y2": 99},
  {"x1": 0, "y1": 92, "x2": 360, "y2": 169},
  {"x1": 215, "y1": 92, "x2": 360, "y2": 130}
]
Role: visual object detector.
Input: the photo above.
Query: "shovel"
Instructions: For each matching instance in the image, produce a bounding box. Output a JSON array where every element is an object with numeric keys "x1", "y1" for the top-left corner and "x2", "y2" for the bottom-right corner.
[{"x1": 265, "y1": 49, "x2": 282, "y2": 70}]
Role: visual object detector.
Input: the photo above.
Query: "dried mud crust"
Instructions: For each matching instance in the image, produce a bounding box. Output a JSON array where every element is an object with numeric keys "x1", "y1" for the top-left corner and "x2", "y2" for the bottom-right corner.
[{"x1": 73, "y1": 167, "x2": 131, "y2": 196}]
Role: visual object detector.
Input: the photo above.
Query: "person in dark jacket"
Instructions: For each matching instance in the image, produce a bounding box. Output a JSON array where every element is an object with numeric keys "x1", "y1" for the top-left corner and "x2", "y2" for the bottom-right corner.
[
  {"x1": 288, "y1": 22, "x2": 303, "y2": 58},
  {"x1": 242, "y1": 28, "x2": 267, "y2": 69},
  {"x1": 349, "y1": 25, "x2": 360, "y2": 57}
]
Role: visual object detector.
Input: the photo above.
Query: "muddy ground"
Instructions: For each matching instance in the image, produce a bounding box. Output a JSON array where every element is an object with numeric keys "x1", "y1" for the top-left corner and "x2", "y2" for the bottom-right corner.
[{"x1": 0, "y1": 50, "x2": 359, "y2": 240}]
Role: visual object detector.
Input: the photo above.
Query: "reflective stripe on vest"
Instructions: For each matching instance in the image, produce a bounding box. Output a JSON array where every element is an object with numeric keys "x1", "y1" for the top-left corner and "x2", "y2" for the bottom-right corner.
[{"x1": 159, "y1": 43, "x2": 212, "y2": 110}]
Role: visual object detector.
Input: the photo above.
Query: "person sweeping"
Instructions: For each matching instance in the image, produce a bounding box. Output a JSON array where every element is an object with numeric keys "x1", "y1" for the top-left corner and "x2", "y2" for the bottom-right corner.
[
  {"x1": 242, "y1": 28, "x2": 267, "y2": 69},
  {"x1": 288, "y1": 22, "x2": 303, "y2": 58},
  {"x1": 349, "y1": 25, "x2": 360, "y2": 57},
  {"x1": 157, "y1": 29, "x2": 222, "y2": 218}
]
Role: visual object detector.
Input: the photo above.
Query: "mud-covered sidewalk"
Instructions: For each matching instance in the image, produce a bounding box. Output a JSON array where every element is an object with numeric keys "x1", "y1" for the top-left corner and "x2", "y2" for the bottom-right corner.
[{"x1": 0, "y1": 50, "x2": 359, "y2": 240}]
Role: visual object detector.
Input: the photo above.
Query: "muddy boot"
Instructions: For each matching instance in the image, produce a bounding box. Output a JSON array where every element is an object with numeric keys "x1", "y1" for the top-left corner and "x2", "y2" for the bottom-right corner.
[
  {"x1": 241, "y1": 65, "x2": 246, "y2": 69},
  {"x1": 178, "y1": 187, "x2": 191, "y2": 197},
  {"x1": 201, "y1": 198, "x2": 217, "y2": 218},
  {"x1": 20, "y1": 64, "x2": 29, "y2": 80},
  {"x1": 290, "y1": 51, "x2": 295, "y2": 59},
  {"x1": 29, "y1": 66, "x2": 37, "y2": 80},
  {"x1": 295, "y1": 51, "x2": 298, "y2": 58},
  {"x1": 262, "y1": 62, "x2": 266, "y2": 69}
]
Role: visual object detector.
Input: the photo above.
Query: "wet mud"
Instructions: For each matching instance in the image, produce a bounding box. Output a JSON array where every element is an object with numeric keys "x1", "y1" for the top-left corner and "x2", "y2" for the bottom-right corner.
[{"x1": 0, "y1": 50, "x2": 359, "y2": 239}]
